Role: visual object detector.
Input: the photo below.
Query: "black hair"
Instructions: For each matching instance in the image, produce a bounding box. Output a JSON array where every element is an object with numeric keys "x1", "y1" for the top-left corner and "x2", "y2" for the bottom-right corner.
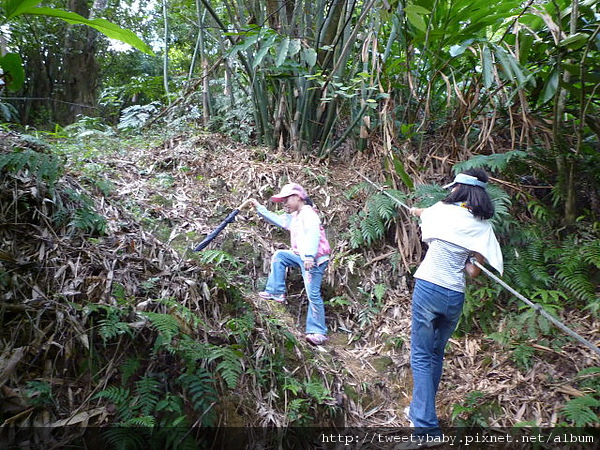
[
  {"x1": 442, "y1": 168, "x2": 495, "y2": 220},
  {"x1": 304, "y1": 196, "x2": 314, "y2": 207}
]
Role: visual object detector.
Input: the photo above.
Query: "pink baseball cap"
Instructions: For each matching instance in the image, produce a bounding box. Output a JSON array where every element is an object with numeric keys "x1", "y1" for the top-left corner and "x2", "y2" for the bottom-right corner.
[{"x1": 270, "y1": 183, "x2": 308, "y2": 202}]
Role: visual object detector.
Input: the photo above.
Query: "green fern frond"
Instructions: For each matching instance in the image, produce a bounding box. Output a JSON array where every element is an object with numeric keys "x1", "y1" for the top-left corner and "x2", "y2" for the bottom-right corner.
[
  {"x1": 102, "y1": 427, "x2": 148, "y2": 450},
  {"x1": 303, "y1": 379, "x2": 332, "y2": 403},
  {"x1": 0, "y1": 148, "x2": 63, "y2": 186},
  {"x1": 94, "y1": 386, "x2": 131, "y2": 407},
  {"x1": 173, "y1": 338, "x2": 211, "y2": 367},
  {"x1": 98, "y1": 315, "x2": 132, "y2": 342},
  {"x1": 196, "y1": 249, "x2": 240, "y2": 267},
  {"x1": 453, "y1": 150, "x2": 528, "y2": 173},
  {"x1": 360, "y1": 213, "x2": 385, "y2": 245},
  {"x1": 560, "y1": 395, "x2": 600, "y2": 426},
  {"x1": 142, "y1": 312, "x2": 181, "y2": 342},
  {"x1": 161, "y1": 426, "x2": 201, "y2": 450},
  {"x1": 207, "y1": 346, "x2": 244, "y2": 389},
  {"x1": 54, "y1": 188, "x2": 107, "y2": 235},
  {"x1": 411, "y1": 184, "x2": 446, "y2": 207},
  {"x1": 121, "y1": 358, "x2": 141, "y2": 384},
  {"x1": 128, "y1": 415, "x2": 155, "y2": 427},
  {"x1": 135, "y1": 376, "x2": 162, "y2": 416},
  {"x1": 177, "y1": 368, "x2": 218, "y2": 425}
]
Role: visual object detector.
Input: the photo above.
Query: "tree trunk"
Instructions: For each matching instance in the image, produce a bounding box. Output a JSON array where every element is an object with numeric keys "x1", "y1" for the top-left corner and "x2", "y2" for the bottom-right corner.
[{"x1": 59, "y1": 0, "x2": 103, "y2": 124}]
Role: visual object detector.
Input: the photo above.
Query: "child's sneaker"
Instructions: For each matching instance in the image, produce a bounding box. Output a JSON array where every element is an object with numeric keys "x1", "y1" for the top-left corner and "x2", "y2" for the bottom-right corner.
[
  {"x1": 305, "y1": 333, "x2": 328, "y2": 346},
  {"x1": 258, "y1": 291, "x2": 286, "y2": 303}
]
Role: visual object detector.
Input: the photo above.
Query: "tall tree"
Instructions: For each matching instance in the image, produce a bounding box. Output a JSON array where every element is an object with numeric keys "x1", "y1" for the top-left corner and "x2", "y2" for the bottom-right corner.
[{"x1": 60, "y1": 0, "x2": 104, "y2": 123}]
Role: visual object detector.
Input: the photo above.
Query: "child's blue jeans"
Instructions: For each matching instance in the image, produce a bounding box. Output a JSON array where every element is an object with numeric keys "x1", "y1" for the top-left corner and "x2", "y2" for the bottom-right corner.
[{"x1": 265, "y1": 250, "x2": 328, "y2": 335}]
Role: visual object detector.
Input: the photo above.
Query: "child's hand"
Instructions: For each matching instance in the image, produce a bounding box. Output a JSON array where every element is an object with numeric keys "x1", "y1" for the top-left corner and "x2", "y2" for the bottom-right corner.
[{"x1": 240, "y1": 198, "x2": 259, "y2": 209}]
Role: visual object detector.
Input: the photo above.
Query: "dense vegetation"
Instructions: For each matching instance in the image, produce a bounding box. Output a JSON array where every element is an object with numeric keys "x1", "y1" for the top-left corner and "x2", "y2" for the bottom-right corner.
[{"x1": 0, "y1": 0, "x2": 598, "y2": 447}]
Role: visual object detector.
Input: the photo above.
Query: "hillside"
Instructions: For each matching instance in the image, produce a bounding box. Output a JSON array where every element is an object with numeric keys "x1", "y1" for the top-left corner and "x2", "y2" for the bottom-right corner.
[{"x1": 0, "y1": 130, "x2": 598, "y2": 448}]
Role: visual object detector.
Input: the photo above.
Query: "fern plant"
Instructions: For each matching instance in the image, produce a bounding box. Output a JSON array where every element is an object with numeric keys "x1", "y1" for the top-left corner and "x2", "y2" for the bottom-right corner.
[
  {"x1": 53, "y1": 188, "x2": 107, "y2": 235},
  {"x1": 177, "y1": 367, "x2": 218, "y2": 424},
  {"x1": 207, "y1": 345, "x2": 244, "y2": 390},
  {"x1": 136, "y1": 376, "x2": 162, "y2": 416},
  {"x1": 118, "y1": 102, "x2": 161, "y2": 130},
  {"x1": 0, "y1": 148, "x2": 63, "y2": 186},
  {"x1": 346, "y1": 186, "x2": 406, "y2": 248},
  {"x1": 560, "y1": 395, "x2": 600, "y2": 427},
  {"x1": 142, "y1": 311, "x2": 181, "y2": 343}
]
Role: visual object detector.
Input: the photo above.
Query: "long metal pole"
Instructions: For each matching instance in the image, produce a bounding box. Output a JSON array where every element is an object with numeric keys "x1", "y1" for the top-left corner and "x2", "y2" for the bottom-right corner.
[
  {"x1": 471, "y1": 259, "x2": 600, "y2": 358},
  {"x1": 355, "y1": 171, "x2": 411, "y2": 210}
]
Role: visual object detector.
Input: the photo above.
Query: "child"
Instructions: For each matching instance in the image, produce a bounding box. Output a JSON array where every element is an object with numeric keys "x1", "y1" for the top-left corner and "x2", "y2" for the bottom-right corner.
[
  {"x1": 246, "y1": 183, "x2": 331, "y2": 346},
  {"x1": 401, "y1": 168, "x2": 503, "y2": 448}
]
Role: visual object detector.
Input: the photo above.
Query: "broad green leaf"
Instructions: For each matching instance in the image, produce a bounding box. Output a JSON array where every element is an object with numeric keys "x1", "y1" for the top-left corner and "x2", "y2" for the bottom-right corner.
[
  {"x1": 450, "y1": 39, "x2": 474, "y2": 57},
  {"x1": 303, "y1": 48, "x2": 317, "y2": 68},
  {"x1": 518, "y1": 31, "x2": 534, "y2": 65},
  {"x1": 505, "y1": 51, "x2": 527, "y2": 85},
  {"x1": 252, "y1": 33, "x2": 277, "y2": 69},
  {"x1": 229, "y1": 33, "x2": 260, "y2": 57},
  {"x1": 19, "y1": 7, "x2": 153, "y2": 54},
  {"x1": 482, "y1": 45, "x2": 493, "y2": 89},
  {"x1": 288, "y1": 38, "x2": 302, "y2": 57},
  {"x1": 404, "y1": 4, "x2": 431, "y2": 15},
  {"x1": 392, "y1": 156, "x2": 414, "y2": 190},
  {"x1": 0, "y1": 53, "x2": 25, "y2": 91},
  {"x1": 275, "y1": 37, "x2": 290, "y2": 67},
  {"x1": 406, "y1": 10, "x2": 427, "y2": 33},
  {"x1": 4, "y1": 0, "x2": 43, "y2": 19},
  {"x1": 558, "y1": 33, "x2": 588, "y2": 50},
  {"x1": 494, "y1": 46, "x2": 514, "y2": 81}
]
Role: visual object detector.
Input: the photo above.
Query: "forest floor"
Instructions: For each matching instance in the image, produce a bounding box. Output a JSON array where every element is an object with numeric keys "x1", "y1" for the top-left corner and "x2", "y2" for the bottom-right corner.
[
  {"x1": 97, "y1": 130, "x2": 598, "y2": 429},
  {"x1": 1, "y1": 129, "x2": 598, "y2": 439}
]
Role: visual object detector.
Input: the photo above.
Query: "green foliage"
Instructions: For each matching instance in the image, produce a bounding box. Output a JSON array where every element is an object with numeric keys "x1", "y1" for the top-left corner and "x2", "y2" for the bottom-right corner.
[
  {"x1": 0, "y1": 148, "x2": 63, "y2": 186},
  {"x1": 143, "y1": 311, "x2": 181, "y2": 343},
  {"x1": 207, "y1": 83, "x2": 255, "y2": 144},
  {"x1": 207, "y1": 346, "x2": 244, "y2": 390},
  {"x1": 452, "y1": 151, "x2": 528, "y2": 174},
  {"x1": 347, "y1": 186, "x2": 406, "y2": 248},
  {"x1": 0, "y1": 99, "x2": 19, "y2": 121},
  {"x1": 24, "y1": 380, "x2": 53, "y2": 407},
  {"x1": 2, "y1": 0, "x2": 153, "y2": 54},
  {"x1": 136, "y1": 376, "x2": 162, "y2": 416},
  {"x1": 560, "y1": 395, "x2": 600, "y2": 427},
  {"x1": 61, "y1": 116, "x2": 115, "y2": 139},
  {"x1": 451, "y1": 390, "x2": 500, "y2": 427},
  {"x1": 177, "y1": 368, "x2": 217, "y2": 420},
  {"x1": 52, "y1": 188, "x2": 107, "y2": 235},
  {"x1": 118, "y1": 102, "x2": 162, "y2": 130},
  {"x1": 195, "y1": 249, "x2": 240, "y2": 268}
]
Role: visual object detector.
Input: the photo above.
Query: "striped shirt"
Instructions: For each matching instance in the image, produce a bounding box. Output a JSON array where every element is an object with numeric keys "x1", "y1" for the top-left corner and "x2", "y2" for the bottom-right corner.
[{"x1": 414, "y1": 239, "x2": 471, "y2": 293}]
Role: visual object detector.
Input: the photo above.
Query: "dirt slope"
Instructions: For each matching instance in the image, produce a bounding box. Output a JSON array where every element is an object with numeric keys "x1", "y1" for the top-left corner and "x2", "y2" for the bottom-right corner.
[{"x1": 1, "y1": 130, "x2": 598, "y2": 438}]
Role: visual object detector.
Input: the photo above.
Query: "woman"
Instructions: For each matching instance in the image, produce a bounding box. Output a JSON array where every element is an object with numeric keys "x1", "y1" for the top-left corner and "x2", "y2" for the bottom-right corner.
[
  {"x1": 403, "y1": 168, "x2": 503, "y2": 446},
  {"x1": 247, "y1": 183, "x2": 331, "y2": 346}
]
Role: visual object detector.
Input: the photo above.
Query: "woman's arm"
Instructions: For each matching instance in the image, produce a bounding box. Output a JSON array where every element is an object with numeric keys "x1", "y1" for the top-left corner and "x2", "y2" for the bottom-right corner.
[{"x1": 465, "y1": 252, "x2": 484, "y2": 278}]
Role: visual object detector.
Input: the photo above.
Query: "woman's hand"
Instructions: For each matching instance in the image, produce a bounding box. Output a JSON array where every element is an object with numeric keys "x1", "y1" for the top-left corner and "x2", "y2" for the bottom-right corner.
[
  {"x1": 465, "y1": 252, "x2": 484, "y2": 278},
  {"x1": 409, "y1": 207, "x2": 424, "y2": 217}
]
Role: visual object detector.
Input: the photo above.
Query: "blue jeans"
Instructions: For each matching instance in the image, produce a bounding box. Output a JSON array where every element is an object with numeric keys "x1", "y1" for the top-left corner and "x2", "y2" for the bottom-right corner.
[
  {"x1": 265, "y1": 250, "x2": 328, "y2": 335},
  {"x1": 409, "y1": 279, "x2": 464, "y2": 437}
]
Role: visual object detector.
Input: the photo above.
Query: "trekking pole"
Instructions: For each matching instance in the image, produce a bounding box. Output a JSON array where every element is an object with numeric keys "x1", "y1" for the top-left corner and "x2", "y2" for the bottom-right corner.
[
  {"x1": 470, "y1": 258, "x2": 600, "y2": 359},
  {"x1": 355, "y1": 171, "x2": 411, "y2": 211}
]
